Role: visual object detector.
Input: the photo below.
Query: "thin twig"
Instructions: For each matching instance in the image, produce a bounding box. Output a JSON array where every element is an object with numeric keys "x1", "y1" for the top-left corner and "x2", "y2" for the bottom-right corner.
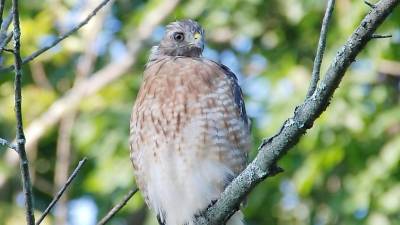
[
  {"x1": 0, "y1": 13, "x2": 13, "y2": 37},
  {"x1": 0, "y1": 32, "x2": 13, "y2": 53},
  {"x1": 0, "y1": 137, "x2": 17, "y2": 151},
  {"x1": 2, "y1": 46, "x2": 13, "y2": 52},
  {"x1": 11, "y1": 0, "x2": 35, "y2": 224},
  {"x1": 36, "y1": 157, "x2": 88, "y2": 225},
  {"x1": 0, "y1": 0, "x2": 113, "y2": 72},
  {"x1": 364, "y1": 0, "x2": 377, "y2": 8},
  {"x1": 53, "y1": 6, "x2": 110, "y2": 223},
  {"x1": 97, "y1": 188, "x2": 139, "y2": 225},
  {"x1": 371, "y1": 33, "x2": 392, "y2": 38},
  {"x1": 0, "y1": 0, "x2": 5, "y2": 28},
  {"x1": 0, "y1": 13, "x2": 14, "y2": 55},
  {"x1": 306, "y1": 0, "x2": 335, "y2": 98}
]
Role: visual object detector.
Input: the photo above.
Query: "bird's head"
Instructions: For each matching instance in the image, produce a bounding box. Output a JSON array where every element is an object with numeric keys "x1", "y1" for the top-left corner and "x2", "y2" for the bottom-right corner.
[{"x1": 151, "y1": 19, "x2": 205, "y2": 60}]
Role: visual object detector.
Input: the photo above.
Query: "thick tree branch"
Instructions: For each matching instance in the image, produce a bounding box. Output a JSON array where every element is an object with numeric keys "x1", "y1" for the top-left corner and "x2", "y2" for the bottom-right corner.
[
  {"x1": 194, "y1": 0, "x2": 400, "y2": 224},
  {"x1": 11, "y1": 0, "x2": 35, "y2": 224},
  {"x1": 306, "y1": 0, "x2": 335, "y2": 98},
  {"x1": 36, "y1": 158, "x2": 87, "y2": 225},
  {"x1": 97, "y1": 187, "x2": 139, "y2": 225},
  {"x1": 0, "y1": 0, "x2": 113, "y2": 72}
]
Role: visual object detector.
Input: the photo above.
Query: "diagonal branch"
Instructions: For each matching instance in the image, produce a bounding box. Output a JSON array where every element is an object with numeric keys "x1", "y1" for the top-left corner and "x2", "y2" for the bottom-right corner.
[
  {"x1": 53, "y1": 3, "x2": 111, "y2": 224},
  {"x1": 194, "y1": 0, "x2": 400, "y2": 224},
  {"x1": 11, "y1": 0, "x2": 35, "y2": 224},
  {"x1": 0, "y1": 0, "x2": 113, "y2": 72},
  {"x1": 0, "y1": 13, "x2": 14, "y2": 55},
  {"x1": 364, "y1": 0, "x2": 377, "y2": 8},
  {"x1": 0, "y1": 137, "x2": 17, "y2": 151},
  {"x1": 0, "y1": 12, "x2": 13, "y2": 33},
  {"x1": 0, "y1": 0, "x2": 5, "y2": 27},
  {"x1": 36, "y1": 158, "x2": 87, "y2": 225},
  {"x1": 306, "y1": 0, "x2": 335, "y2": 98},
  {"x1": 0, "y1": 32, "x2": 13, "y2": 53},
  {"x1": 97, "y1": 187, "x2": 139, "y2": 225}
]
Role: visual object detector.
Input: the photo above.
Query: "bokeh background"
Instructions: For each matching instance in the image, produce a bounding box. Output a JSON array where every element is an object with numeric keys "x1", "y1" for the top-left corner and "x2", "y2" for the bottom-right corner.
[{"x1": 0, "y1": 0, "x2": 399, "y2": 224}]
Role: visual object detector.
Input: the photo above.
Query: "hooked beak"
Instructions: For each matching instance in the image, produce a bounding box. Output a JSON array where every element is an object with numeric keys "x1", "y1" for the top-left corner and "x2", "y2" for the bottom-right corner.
[{"x1": 192, "y1": 32, "x2": 204, "y2": 49}]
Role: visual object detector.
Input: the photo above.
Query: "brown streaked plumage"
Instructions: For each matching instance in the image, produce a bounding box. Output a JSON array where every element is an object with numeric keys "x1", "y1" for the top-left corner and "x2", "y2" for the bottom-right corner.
[{"x1": 129, "y1": 19, "x2": 250, "y2": 225}]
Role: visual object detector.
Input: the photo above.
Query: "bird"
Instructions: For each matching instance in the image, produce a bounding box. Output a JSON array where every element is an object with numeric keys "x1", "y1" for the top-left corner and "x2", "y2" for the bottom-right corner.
[{"x1": 129, "y1": 19, "x2": 251, "y2": 225}]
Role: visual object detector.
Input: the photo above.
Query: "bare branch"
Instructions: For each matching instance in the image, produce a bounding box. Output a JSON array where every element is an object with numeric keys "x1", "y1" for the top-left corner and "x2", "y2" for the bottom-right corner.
[
  {"x1": 194, "y1": 0, "x2": 400, "y2": 224},
  {"x1": 97, "y1": 188, "x2": 139, "y2": 225},
  {"x1": 0, "y1": 137, "x2": 17, "y2": 151},
  {"x1": 0, "y1": 14, "x2": 13, "y2": 56},
  {"x1": 306, "y1": 0, "x2": 335, "y2": 98},
  {"x1": 1, "y1": 12, "x2": 13, "y2": 31},
  {"x1": 0, "y1": 13, "x2": 15, "y2": 46},
  {"x1": 0, "y1": 32, "x2": 13, "y2": 53},
  {"x1": 1, "y1": 46, "x2": 13, "y2": 52},
  {"x1": 0, "y1": 0, "x2": 113, "y2": 72},
  {"x1": 36, "y1": 157, "x2": 88, "y2": 225},
  {"x1": 0, "y1": 0, "x2": 5, "y2": 27},
  {"x1": 53, "y1": 5, "x2": 111, "y2": 223},
  {"x1": 11, "y1": 0, "x2": 35, "y2": 224},
  {"x1": 371, "y1": 33, "x2": 392, "y2": 38},
  {"x1": 364, "y1": 0, "x2": 377, "y2": 8}
]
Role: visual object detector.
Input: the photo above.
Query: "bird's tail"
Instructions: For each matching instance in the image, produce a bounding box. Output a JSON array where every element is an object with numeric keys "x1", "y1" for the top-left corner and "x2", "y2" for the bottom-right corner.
[{"x1": 226, "y1": 210, "x2": 245, "y2": 225}]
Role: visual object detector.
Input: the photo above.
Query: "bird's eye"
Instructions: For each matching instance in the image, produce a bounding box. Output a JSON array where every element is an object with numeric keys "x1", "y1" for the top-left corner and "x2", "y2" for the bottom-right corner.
[{"x1": 173, "y1": 32, "x2": 184, "y2": 42}]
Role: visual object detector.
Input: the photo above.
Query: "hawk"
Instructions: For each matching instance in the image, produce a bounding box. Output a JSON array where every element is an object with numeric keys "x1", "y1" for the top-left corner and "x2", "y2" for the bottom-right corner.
[{"x1": 130, "y1": 19, "x2": 251, "y2": 225}]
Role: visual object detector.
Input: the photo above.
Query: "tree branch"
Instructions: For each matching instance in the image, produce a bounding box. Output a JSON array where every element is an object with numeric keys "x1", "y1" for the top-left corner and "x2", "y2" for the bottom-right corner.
[
  {"x1": 36, "y1": 157, "x2": 87, "y2": 225},
  {"x1": 0, "y1": 0, "x2": 113, "y2": 72},
  {"x1": 11, "y1": 0, "x2": 35, "y2": 224},
  {"x1": 306, "y1": 0, "x2": 335, "y2": 98},
  {"x1": 194, "y1": 0, "x2": 400, "y2": 224},
  {"x1": 0, "y1": 137, "x2": 16, "y2": 151},
  {"x1": 0, "y1": 32, "x2": 13, "y2": 53},
  {"x1": 364, "y1": 0, "x2": 377, "y2": 8},
  {"x1": 54, "y1": 3, "x2": 111, "y2": 224},
  {"x1": 371, "y1": 33, "x2": 392, "y2": 38},
  {"x1": 0, "y1": 0, "x2": 5, "y2": 38},
  {"x1": 97, "y1": 187, "x2": 139, "y2": 225},
  {"x1": 0, "y1": 13, "x2": 14, "y2": 55},
  {"x1": 0, "y1": 12, "x2": 13, "y2": 34}
]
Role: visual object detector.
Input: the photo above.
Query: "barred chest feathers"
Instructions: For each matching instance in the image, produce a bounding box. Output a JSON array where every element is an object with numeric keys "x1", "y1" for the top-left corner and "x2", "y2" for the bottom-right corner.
[{"x1": 130, "y1": 57, "x2": 250, "y2": 225}]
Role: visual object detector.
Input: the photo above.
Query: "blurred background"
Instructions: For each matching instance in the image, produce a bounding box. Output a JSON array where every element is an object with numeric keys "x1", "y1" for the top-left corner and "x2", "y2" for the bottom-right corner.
[{"x1": 0, "y1": 0, "x2": 399, "y2": 224}]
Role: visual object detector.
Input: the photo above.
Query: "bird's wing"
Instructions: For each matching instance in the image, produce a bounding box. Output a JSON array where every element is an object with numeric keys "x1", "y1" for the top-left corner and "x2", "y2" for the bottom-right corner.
[
  {"x1": 215, "y1": 62, "x2": 250, "y2": 131},
  {"x1": 204, "y1": 59, "x2": 251, "y2": 176}
]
